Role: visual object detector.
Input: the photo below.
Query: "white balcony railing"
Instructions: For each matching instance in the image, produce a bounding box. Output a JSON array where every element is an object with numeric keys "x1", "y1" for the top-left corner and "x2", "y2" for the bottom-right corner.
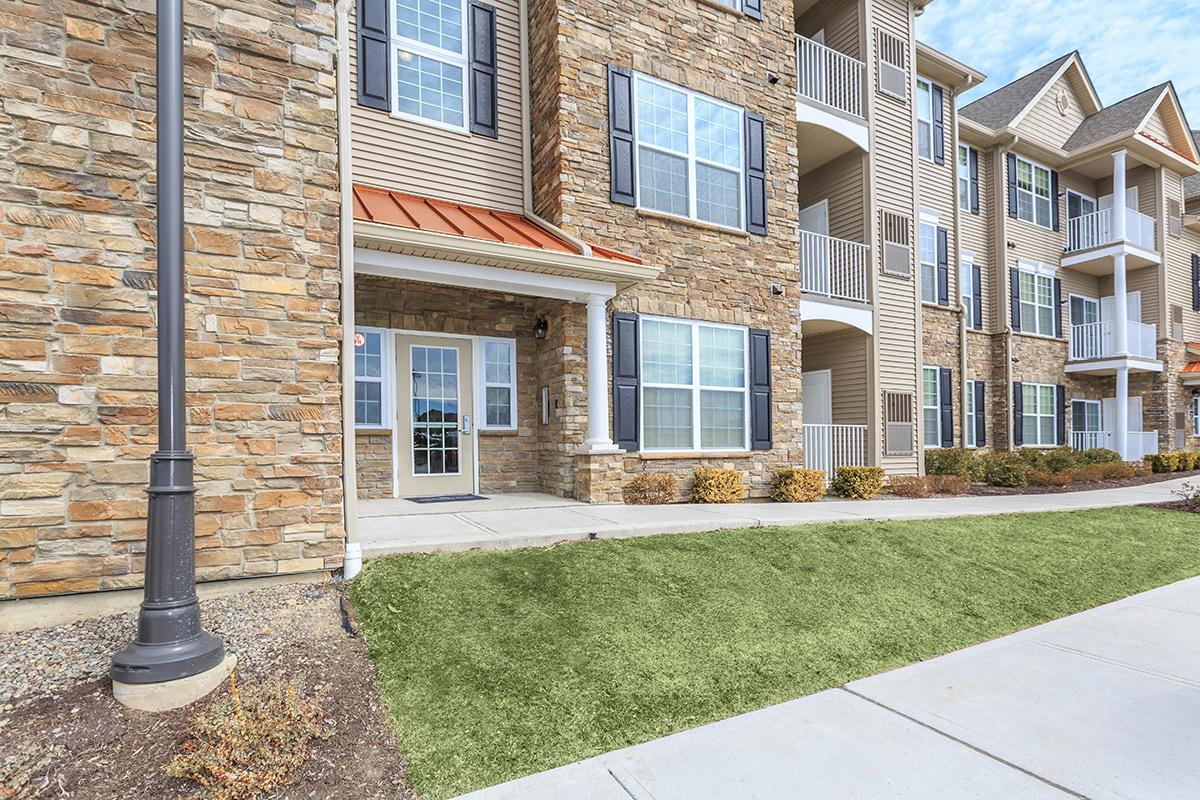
[
  {"x1": 799, "y1": 231, "x2": 870, "y2": 303},
  {"x1": 1071, "y1": 431, "x2": 1158, "y2": 460},
  {"x1": 803, "y1": 423, "x2": 867, "y2": 482},
  {"x1": 1069, "y1": 320, "x2": 1157, "y2": 360},
  {"x1": 1066, "y1": 207, "x2": 1156, "y2": 253},
  {"x1": 795, "y1": 35, "x2": 865, "y2": 118}
]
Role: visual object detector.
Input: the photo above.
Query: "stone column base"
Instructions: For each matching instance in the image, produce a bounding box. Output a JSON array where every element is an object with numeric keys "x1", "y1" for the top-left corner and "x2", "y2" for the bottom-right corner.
[{"x1": 573, "y1": 450, "x2": 626, "y2": 504}]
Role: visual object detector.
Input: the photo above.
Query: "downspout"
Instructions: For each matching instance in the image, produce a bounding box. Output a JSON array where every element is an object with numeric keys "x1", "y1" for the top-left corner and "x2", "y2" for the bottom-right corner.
[
  {"x1": 1001, "y1": 132, "x2": 1021, "y2": 451},
  {"x1": 336, "y1": 0, "x2": 362, "y2": 579},
  {"x1": 951, "y1": 79, "x2": 971, "y2": 446}
]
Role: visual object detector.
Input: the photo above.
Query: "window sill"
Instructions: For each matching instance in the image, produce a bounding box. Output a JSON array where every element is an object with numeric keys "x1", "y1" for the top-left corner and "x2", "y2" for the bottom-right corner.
[
  {"x1": 640, "y1": 449, "x2": 754, "y2": 460},
  {"x1": 479, "y1": 428, "x2": 519, "y2": 437},
  {"x1": 355, "y1": 427, "x2": 393, "y2": 437},
  {"x1": 636, "y1": 208, "x2": 751, "y2": 238},
  {"x1": 921, "y1": 301, "x2": 958, "y2": 311},
  {"x1": 694, "y1": 0, "x2": 744, "y2": 16},
  {"x1": 1013, "y1": 330, "x2": 1063, "y2": 343}
]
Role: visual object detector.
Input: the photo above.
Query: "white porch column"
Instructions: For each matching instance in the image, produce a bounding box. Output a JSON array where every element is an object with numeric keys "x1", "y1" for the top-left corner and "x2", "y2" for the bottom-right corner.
[
  {"x1": 583, "y1": 295, "x2": 618, "y2": 452},
  {"x1": 1111, "y1": 150, "x2": 1129, "y2": 461},
  {"x1": 1115, "y1": 366, "x2": 1130, "y2": 461}
]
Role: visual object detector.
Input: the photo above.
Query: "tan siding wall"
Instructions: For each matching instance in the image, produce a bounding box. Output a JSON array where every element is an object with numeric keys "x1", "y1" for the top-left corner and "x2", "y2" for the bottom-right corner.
[
  {"x1": 801, "y1": 330, "x2": 870, "y2": 424},
  {"x1": 797, "y1": 0, "x2": 861, "y2": 58},
  {"x1": 960, "y1": 145, "x2": 992, "y2": 329},
  {"x1": 1017, "y1": 73, "x2": 1086, "y2": 151},
  {"x1": 797, "y1": 151, "x2": 866, "y2": 243},
  {"x1": 1005, "y1": 154, "x2": 1066, "y2": 268},
  {"x1": 349, "y1": 3, "x2": 527, "y2": 211},
  {"x1": 917, "y1": 76, "x2": 956, "y2": 300},
  {"x1": 1142, "y1": 107, "x2": 1170, "y2": 143},
  {"x1": 1164, "y1": 167, "x2": 1200, "y2": 341}
]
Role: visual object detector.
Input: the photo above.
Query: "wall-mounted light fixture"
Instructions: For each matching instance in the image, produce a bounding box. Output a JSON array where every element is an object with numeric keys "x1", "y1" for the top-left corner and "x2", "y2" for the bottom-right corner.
[{"x1": 534, "y1": 315, "x2": 549, "y2": 340}]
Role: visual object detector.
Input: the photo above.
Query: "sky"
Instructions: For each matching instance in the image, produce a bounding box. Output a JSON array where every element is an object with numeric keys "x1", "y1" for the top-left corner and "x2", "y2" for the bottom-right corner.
[{"x1": 917, "y1": 0, "x2": 1200, "y2": 131}]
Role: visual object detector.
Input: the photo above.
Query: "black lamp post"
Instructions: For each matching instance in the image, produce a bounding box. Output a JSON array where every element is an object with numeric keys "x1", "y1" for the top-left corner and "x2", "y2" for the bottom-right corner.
[{"x1": 111, "y1": 0, "x2": 225, "y2": 685}]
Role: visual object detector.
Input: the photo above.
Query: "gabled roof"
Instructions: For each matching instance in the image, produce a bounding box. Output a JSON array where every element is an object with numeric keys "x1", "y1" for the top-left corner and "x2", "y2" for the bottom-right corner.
[
  {"x1": 1185, "y1": 132, "x2": 1200, "y2": 199},
  {"x1": 1063, "y1": 84, "x2": 1168, "y2": 151},
  {"x1": 960, "y1": 53, "x2": 1076, "y2": 129}
]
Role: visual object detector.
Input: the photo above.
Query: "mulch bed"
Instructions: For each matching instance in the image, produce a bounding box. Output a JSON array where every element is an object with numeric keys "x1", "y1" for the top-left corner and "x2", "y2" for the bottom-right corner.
[
  {"x1": 965, "y1": 469, "x2": 1200, "y2": 496},
  {"x1": 0, "y1": 580, "x2": 413, "y2": 800}
]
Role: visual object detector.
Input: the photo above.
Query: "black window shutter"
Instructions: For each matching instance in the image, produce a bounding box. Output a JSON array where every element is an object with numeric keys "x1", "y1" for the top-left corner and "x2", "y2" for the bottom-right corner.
[
  {"x1": 611, "y1": 312, "x2": 639, "y2": 450},
  {"x1": 1192, "y1": 253, "x2": 1200, "y2": 311},
  {"x1": 1006, "y1": 153, "x2": 1018, "y2": 219},
  {"x1": 608, "y1": 66, "x2": 636, "y2": 206},
  {"x1": 1055, "y1": 384, "x2": 1066, "y2": 446},
  {"x1": 971, "y1": 264, "x2": 983, "y2": 330},
  {"x1": 744, "y1": 113, "x2": 768, "y2": 235},
  {"x1": 356, "y1": 0, "x2": 390, "y2": 111},
  {"x1": 974, "y1": 380, "x2": 986, "y2": 447},
  {"x1": 1050, "y1": 170, "x2": 1060, "y2": 231},
  {"x1": 749, "y1": 328, "x2": 772, "y2": 450},
  {"x1": 742, "y1": 0, "x2": 762, "y2": 20},
  {"x1": 467, "y1": 0, "x2": 499, "y2": 138},
  {"x1": 1009, "y1": 267, "x2": 1021, "y2": 331},
  {"x1": 932, "y1": 85, "x2": 945, "y2": 165},
  {"x1": 936, "y1": 227, "x2": 949, "y2": 305},
  {"x1": 939, "y1": 367, "x2": 953, "y2": 448},
  {"x1": 1053, "y1": 277, "x2": 1063, "y2": 338},
  {"x1": 969, "y1": 148, "x2": 980, "y2": 214},
  {"x1": 1013, "y1": 381, "x2": 1024, "y2": 446}
]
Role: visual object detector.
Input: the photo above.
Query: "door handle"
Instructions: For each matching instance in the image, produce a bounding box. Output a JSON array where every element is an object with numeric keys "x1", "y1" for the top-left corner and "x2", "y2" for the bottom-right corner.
[{"x1": 461, "y1": 414, "x2": 472, "y2": 435}]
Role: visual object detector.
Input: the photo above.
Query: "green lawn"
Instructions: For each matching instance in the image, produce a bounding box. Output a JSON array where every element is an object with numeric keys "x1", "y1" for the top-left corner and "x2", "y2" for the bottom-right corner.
[{"x1": 348, "y1": 507, "x2": 1200, "y2": 799}]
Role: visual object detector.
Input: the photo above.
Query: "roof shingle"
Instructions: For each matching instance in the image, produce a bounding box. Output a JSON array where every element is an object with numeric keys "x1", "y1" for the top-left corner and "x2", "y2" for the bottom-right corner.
[
  {"x1": 960, "y1": 53, "x2": 1075, "y2": 130},
  {"x1": 1062, "y1": 84, "x2": 1168, "y2": 152}
]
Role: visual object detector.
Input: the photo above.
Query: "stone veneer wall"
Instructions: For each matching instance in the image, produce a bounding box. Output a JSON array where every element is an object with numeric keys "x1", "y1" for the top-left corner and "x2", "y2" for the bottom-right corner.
[{"x1": 0, "y1": 0, "x2": 344, "y2": 599}]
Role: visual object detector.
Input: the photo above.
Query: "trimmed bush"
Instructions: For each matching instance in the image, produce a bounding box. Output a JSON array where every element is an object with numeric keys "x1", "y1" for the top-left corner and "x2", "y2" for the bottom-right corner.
[
  {"x1": 924, "y1": 448, "x2": 978, "y2": 479},
  {"x1": 1028, "y1": 470, "x2": 1072, "y2": 487},
  {"x1": 1081, "y1": 448, "x2": 1121, "y2": 464},
  {"x1": 1071, "y1": 462, "x2": 1136, "y2": 482},
  {"x1": 770, "y1": 468, "x2": 827, "y2": 503},
  {"x1": 929, "y1": 474, "x2": 970, "y2": 495},
  {"x1": 1181, "y1": 451, "x2": 1200, "y2": 470},
  {"x1": 830, "y1": 466, "x2": 885, "y2": 500},
  {"x1": 1016, "y1": 448, "x2": 1047, "y2": 470},
  {"x1": 980, "y1": 452, "x2": 1029, "y2": 487},
  {"x1": 890, "y1": 475, "x2": 933, "y2": 498},
  {"x1": 624, "y1": 472, "x2": 679, "y2": 505},
  {"x1": 1042, "y1": 446, "x2": 1082, "y2": 473},
  {"x1": 1131, "y1": 460, "x2": 1152, "y2": 477},
  {"x1": 690, "y1": 467, "x2": 746, "y2": 504},
  {"x1": 1146, "y1": 452, "x2": 1182, "y2": 473}
]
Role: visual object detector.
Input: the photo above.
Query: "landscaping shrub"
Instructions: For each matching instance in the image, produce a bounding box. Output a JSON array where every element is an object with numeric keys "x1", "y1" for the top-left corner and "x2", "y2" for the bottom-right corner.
[
  {"x1": 770, "y1": 468, "x2": 827, "y2": 503},
  {"x1": 830, "y1": 466, "x2": 885, "y2": 499},
  {"x1": 164, "y1": 675, "x2": 326, "y2": 800},
  {"x1": 1042, "y1": 446, "x2": 1082, "y2": 473},
  {"x1": 1181, "y1": 450, "x2": 1200, "y2": 470},
  {"x1": 690, "y1": 467, "x2": 746, "y2": 504},
  {"x1": 1146, "y1": 452, "x2": 1182, "y2": 473},
  {"x1": 1131, "y1": 460, "x2": 1152, "y2": 477},
  {"x1": 1081, "y1": 448, "x2": 1121, "y2": 464},
  {"x1": 1070, "y1": 462, "x2": 1136, "y2": 482},
  {"x1": 1028, "y1": 470, "x2": 1072, "y2": 487},
  {"x1": 890, "y1": 475, "x2": 933, "y2": 498},
  {"x1": 980, "y1": 452, "x2": 1029, "y2": 487},
  {"x1": 924, "y1": 447, "x2": 977, "y2": 479},
  {"x1": 1016, "y1": 448, "x2": 1047, "y2": 470},
  {"x1": 624, "y1": 472, "x2": 679, "y2": 505},
  {"x1": 1172, "y1": 481, "x2": 1200, "y2": 510},
  {"x1": 929, "y1": 474, "x2": 970, "y2": 495}
]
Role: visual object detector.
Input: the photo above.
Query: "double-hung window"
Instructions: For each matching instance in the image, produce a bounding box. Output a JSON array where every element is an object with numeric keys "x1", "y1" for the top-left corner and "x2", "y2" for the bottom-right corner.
[
  {"x1": 481, "y1": 338, "x2": 517, "y2": 429},
  {"x1": 640, "y1": 317, "x2": 749, "y2": 451},
  {"x1": 634, "y1": 76, "x2": 744, "y2": 229},
  {"x1": 922, "y1": 366, "x2": 940, "y2": 448},
  {"x1": 1193, "y1": 396, "x2": 1200, "y2": 436},
  {"x1": 1019, "y1": 269, "x2": 1055, "y2": 336},
  {"x1": 916, "y1": 77, "x2": 934, "y2": 160},
  {"x1": 1072, "y1": 399, "x2": 1101, "y2": 449},
  {"x1": 919, "y1": 221, "x2": 937, "y2": 304},
  {"x1": 957, "y1": 144, "x2": 971, "y2": 210},
  {"x1": 393, "y1": 0, "x2": 468, "y2": 128},
  {"x1": 1014, "y1": 156, "x2": 1053, "y2": 228},
  {"x1": 354, "y1": 328, "x2": 389, "y2": 427},
  {"x1": 961, "y1": 258, "x2": 975, "y2": 328},
  {"x1": 1022, "y1": 383, "x2": 1057, "y2": 446},
  {"x1": 965, "y1": 379, "x2": 977, "y2": 447}
]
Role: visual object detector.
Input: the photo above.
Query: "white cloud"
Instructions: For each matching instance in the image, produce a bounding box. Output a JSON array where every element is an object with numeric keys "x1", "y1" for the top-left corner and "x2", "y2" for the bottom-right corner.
[{"x1": 918, "y1": 0, "x2": 1200, "y2": 130}]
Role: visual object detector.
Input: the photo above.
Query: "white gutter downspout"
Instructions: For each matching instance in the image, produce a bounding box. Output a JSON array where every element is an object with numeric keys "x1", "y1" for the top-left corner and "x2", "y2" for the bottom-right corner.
[
  {"x1": 953, "y1": 76, "x2": 976, "y2": 447},
  {"x1": 1001, "y1": 132, "x2": 1020, "y2": 451},
  {"x1": 336, "y1": 0, "x2": 362, "y2": 579}
]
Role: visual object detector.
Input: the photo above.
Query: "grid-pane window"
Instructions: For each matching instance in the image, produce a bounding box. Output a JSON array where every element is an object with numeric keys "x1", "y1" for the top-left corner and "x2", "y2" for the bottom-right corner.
[
  {"x1": 641, "y1": 318, "x2": 748, "y2": 451},
  {"x1": 634, "y1": 75, "x2": 743, "y2": 228},
  {"x1": 393, "y1": 0, "x2": 467, "y2": 127},
  {"x1": 1019, "y1": 270, "x2": 1055, "y2": 337},
  {"x1": 355, "y1": 329, "x2": 386, "y2": 427},
  {"x1": 958, "y1": 145, "x2": 971, "y2": 209},
  {"x1": 1022, "y1": 383, "x2": 1056, "y2": 447},
  {"x1": 916, "y1": 78, "x2": 933, "y2": 160},
  {"x1": 961, "y1": 260, "x2": 975, "y2": 328},
  {"x1": 482, "y1": 339, "x2": 516, "y2": 429},
  {"x1": 965, "y1": 379, "x2": 976, "y2": 447},
  {"x1": 1193, "y1": 396, "x2": 1200, "y2": 436},
  {"x1": 922, "y1": 366, "x2": 940, "y2": 448},
  {"x1": 1014, "y1": 156, "x2": 1053, "y2": 228},
  {"x1": 919, "y1": 222, "x2": 937, "y2": 304},
  {"x1": 411, "y1": 346, "x2": 460, "y2": 475}
]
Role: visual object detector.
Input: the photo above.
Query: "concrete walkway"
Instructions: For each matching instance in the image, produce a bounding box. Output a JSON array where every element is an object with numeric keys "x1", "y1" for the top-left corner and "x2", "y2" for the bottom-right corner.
[
  {"x1": 457, "y1": 574, "x2": 1200, "y2": 800},
  {"x1": 360, "y1": 476, "x2": 1196, "y2": 558}
]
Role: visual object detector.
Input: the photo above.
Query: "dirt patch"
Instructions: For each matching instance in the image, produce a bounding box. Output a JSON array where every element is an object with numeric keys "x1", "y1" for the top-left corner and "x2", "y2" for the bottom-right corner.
[
  {"x1": 965, "y1": 470, "x2": 1200, "y2": 496},
  {"x1": 0, "y1": 581, "x2": 413, "y2": 800}
]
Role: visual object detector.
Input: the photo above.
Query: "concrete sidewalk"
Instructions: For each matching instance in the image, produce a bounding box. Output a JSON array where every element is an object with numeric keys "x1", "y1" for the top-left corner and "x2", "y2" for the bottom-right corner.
[
  {"x1": 457, "y1": 575, "x2": 1200, "y2": 800},
  {"x1": 360, "y1": 476, "x2": 1196, "y2": 558}
]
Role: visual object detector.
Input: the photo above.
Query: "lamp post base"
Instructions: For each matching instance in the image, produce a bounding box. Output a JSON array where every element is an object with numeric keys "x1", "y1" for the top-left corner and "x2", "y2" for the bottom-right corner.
[
  {"x1": 111, "y1": 629, "x2": 226, "y2": 685},
  {"x1": 113, "y1": 652, "x2": 236, "y2": 712}
]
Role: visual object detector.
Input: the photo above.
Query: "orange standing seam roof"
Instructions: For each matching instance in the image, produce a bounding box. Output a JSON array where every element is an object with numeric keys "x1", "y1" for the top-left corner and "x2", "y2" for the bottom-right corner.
[
  {"x1": 352, "y1": 184, "x2": 642, "y2": 264},
  {"x1": 1183, "y1": 361, "x2": 1200, "y2": 374}
]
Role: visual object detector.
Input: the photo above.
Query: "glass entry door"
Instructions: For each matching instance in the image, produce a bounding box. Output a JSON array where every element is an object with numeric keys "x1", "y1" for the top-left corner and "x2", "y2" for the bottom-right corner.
[{"x1": 395, "y1": 335, "x2": 475, "y2": 497}]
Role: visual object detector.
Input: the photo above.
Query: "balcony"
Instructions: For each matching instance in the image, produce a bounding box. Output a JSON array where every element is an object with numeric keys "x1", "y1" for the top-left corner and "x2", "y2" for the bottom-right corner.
[
  {"x1": 803, "y1": 423, "x2": 867, "y2": 482},
  {"x1": 1062, "y1": 207, "x2": 1160, "y2": 275},
  {"x1": 795, "y1": 35, "x2": 868, "y2": 174},
  {"x1": 1071, "y1": 431, "x2": 1158, "y2": 461},
  {"x1": 1066, "y1": 320, "x2": 1162, "y2": 375},
  {"x1": 799, "y1": 231, "x2": 872, "y2": 334}
]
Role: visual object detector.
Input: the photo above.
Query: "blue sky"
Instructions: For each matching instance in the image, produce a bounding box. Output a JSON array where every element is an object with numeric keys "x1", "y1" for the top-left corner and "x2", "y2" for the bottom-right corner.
[{"x1": 917, "y1": 0, "x2": 1200, "y2": 131}]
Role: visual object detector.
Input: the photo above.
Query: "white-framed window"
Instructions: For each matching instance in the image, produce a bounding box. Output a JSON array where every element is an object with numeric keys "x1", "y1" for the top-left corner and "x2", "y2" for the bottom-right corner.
[
  {"x1": 354, "y1": 327, "x2": 392, "y2": 428},
  {"x1": 1022, "y1": 382, "x2": 1057, "y2": 446},
  {"x1": 916, "y1": 77, "x2": 934, "y2": 161},
  {"x1": 633, "y1": 74, "x2": 744, "y2": 229},
  {"x1": 392, "y1": 0, "x2": 469, "y2": 130},
  {"x1": 1018, "y1": 268, "x2": 1056, "y2": 337},
  {"x1": 965, "y1": 379, "x2": 977, "y2": 447},
  {"x1": 1013, "y1": 155, "x2": 1053, "y2": 228},
  {"x1": 961, "y1": 255, "x2": 975, "y2": 328},
  {"x1": 1072, "y1": 399, "x2": 1101, "y2": 433},
  {"x1": 958, "y1": 144, "x2": 971, "y2": 210},
  {"x1": 1193, "y1": 396, "x2": 1200, "y2": 436},
  {"x1": 639, "y1": 316, "x2": 749, "y2": 452},
  {"x1": 480, "y1": 338, "x2": 517, "y2": 430},
  {"x1": 919, "y1": 221, "x2": 937, "y2": 304},
  {"x1": 922, "y1": 366, "x2": 941, "y2": 448}
]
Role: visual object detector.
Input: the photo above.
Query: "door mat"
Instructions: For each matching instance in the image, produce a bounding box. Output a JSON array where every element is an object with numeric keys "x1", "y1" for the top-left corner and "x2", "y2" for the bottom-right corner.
[{"x1": 406, "y1": 494, "x2": 488, "y2": 504}]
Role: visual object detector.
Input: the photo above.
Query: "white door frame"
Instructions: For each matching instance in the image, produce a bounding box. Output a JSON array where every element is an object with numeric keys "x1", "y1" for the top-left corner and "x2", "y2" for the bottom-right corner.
[
  {"x1": 802, "y1": 369, "x2": 833, "y2": 425},
  {"x1": 798, "y1": 199, "x2": 830, "y2": 236}
]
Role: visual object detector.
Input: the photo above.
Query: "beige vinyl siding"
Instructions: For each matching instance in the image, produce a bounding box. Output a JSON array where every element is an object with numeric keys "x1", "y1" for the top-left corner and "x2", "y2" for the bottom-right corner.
[
  {"x1": 797, "y1": 0, "x2": 862, "y2": 59},
  {"x1": 960, "y1": 144, "x2": 992, "y2": 330},
  {"x1": 802, "y1": 329, "x2": 870, "y2": 425},
  {"x1": 1142, "y1": 107, "x2": 1171, "y2": 143},
  {"x1": 917, "y1": 77, "x2": 956, "y2": 300},
  {"x1": 797, "y1": 151, "x2": 865, "y2": 243},
  {"x1": 1005, "y1": 150, "x2": 1066, "y2": 267},
  {"x1": 1017, "y1": 72, "x2": 1087, "y2": 151},
  {"x1": 1163, "y1": 167, "x2": 1200, "y2": 341},
  {"x1": 349, "y1": 1, "x2": 527, "y2": 212}
]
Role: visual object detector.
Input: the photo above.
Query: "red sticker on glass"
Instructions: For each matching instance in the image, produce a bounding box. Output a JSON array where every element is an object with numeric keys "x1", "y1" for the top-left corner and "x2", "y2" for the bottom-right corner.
[{"x1": 353, "y1": 332, "x2": 365, "y2": 348}]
